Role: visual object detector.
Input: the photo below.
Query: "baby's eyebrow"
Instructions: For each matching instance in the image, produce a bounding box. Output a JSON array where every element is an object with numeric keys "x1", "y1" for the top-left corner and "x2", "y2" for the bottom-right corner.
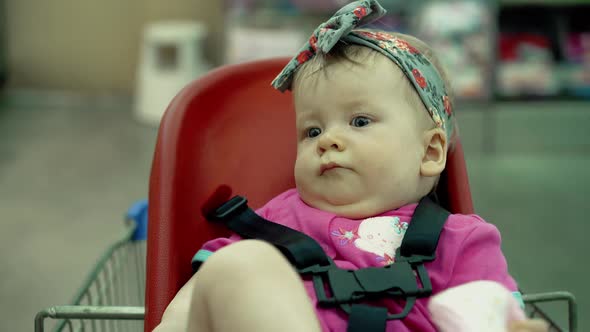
[
  {"x1": 295, "y1": 110, "x2": 316, "y2": 124},
  {"x1": 340, "y1": 99, "x2": 366, "y2": 109},
  {"x1": 294, "y1": 118, "x2": 309, "y2": 130}
]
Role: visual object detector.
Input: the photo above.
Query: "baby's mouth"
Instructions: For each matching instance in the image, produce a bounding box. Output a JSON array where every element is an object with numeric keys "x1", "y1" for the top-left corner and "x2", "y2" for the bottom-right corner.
[{"x1": 320, "y1": 162, "x2": 343, "y2": 175}]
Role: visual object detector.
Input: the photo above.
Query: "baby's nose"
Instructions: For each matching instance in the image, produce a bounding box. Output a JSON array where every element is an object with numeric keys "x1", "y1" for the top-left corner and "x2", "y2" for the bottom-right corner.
[{"x1": 317, "y1": 130, "x2": 345, "y2": 154}]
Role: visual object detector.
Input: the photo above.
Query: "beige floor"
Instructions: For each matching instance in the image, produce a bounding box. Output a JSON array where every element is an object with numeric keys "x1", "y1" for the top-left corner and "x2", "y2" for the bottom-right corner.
[{"x1": 0, "y1": 92, "x2": 588, "y2": 331}]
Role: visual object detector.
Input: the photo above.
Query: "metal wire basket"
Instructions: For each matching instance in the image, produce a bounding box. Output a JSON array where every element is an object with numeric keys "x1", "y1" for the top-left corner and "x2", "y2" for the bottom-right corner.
[{"x1": 35, "y1": 201, "x2": 148, "y2": 332}]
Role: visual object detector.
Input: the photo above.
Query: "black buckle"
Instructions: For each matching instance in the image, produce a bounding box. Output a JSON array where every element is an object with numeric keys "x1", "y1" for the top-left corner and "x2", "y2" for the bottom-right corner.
[
  {"x1": 307, "y1": 259, "x2": 433, "y2": 321},
  {"x1": 208, "y1": 195, "x2": 248, "y2": 221}
]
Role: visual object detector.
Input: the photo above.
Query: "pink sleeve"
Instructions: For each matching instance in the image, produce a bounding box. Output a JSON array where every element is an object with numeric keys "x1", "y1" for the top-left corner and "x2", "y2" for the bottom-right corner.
[
  {"x1": 445, "y1": 217, "x2": 518, "y2": 292},
  {"x1": 200, "y1": 234, "x2": 241, "y2": 252}
]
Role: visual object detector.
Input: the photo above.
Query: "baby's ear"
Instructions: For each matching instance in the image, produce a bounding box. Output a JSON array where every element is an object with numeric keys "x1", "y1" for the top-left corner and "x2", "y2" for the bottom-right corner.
[{"x1": 420, "y1": 128, "x2": 448, "y2": 177}]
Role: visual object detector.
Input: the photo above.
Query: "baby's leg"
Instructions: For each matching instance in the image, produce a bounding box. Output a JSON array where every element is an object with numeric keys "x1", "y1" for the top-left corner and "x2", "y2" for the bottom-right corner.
[
  {"x1": 187, "y1": 240, "x2": 321, "y2": 332},
  {"x1": 153, "y1": 271, "x2": 200, "y2": 331}
]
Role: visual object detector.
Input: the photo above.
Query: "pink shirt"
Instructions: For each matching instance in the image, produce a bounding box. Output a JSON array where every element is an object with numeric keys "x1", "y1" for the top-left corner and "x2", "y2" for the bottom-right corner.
[{"x1": 197, "y1": 189, "x2": 517, "y2": 331}]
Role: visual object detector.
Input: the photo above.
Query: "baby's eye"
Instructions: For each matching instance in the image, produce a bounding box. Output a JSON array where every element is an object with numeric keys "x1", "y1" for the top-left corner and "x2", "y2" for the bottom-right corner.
[
  {"x1": 306, "y1": 127, "x2": 322, "y2": 138},
  {"x1": 351, "y1": 116, "x2": 371, "y2": 127}
]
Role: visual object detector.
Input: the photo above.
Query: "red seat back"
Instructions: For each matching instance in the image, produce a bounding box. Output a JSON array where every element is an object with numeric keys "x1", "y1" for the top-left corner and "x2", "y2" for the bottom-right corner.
[{"x1": 145, "y1": 58, "x2": 474, "y2": 331}]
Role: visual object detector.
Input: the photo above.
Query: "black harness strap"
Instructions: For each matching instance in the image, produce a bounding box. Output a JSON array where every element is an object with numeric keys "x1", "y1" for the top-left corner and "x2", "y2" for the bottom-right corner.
[
  {"x1": 399, "y1": 195, "x2": 448, "y2": 258},
  {"x1": 205, "y1": 195, "x2": 450, "y2": 332},
  {"x1": 207, "y1": 196, "x2": 332, "y2": 270},
  {"x1": 347, "y1": 304, "x2": 388, "y2": 332}
]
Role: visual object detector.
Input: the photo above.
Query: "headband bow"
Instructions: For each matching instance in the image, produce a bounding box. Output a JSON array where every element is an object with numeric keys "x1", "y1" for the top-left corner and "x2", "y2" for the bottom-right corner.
[{"x1": 271, "y1": 0, "x2": 454, "y2": 138}]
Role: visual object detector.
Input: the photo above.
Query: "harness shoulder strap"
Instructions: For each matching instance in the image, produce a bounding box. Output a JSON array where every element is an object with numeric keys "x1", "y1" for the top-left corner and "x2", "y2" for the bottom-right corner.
[
  {"x1": 399, "y1": 195, "x2": 450, "y2": 259},
  {"x1": 207, "y1": 196, "x2": 332, "y2": 270}
]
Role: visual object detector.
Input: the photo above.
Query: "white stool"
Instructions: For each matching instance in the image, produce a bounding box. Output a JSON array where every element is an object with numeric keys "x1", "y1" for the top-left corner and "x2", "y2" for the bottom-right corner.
[{"x1": 135, "y1": 21, "x2": 209, "y2": 125}]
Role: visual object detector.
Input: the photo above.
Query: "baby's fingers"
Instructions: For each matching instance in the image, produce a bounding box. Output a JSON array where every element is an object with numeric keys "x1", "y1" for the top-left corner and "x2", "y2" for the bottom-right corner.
[{"x1": 508, "y1": 319, "x2": 549, "y2": 332}]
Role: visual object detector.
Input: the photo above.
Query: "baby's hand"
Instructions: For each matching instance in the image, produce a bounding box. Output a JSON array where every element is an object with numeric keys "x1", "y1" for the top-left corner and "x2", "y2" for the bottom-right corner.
[
  {"x1": 508, "y1": 319, "x2": 549, "y2": 332},
  {"x1": 428, "y1": 280, "x2": 527, "y2": 332}
]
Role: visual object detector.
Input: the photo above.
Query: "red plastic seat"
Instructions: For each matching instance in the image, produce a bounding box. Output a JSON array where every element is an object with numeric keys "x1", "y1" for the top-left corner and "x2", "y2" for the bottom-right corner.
[{"x1": 145, "y1": 57, "x2": 474, "y2": 331}]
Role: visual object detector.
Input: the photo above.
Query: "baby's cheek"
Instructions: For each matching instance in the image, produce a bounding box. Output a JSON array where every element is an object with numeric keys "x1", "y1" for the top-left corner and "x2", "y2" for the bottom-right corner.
[{"x1": 294, "y1": 162, "x2": 314, "y2": 189}]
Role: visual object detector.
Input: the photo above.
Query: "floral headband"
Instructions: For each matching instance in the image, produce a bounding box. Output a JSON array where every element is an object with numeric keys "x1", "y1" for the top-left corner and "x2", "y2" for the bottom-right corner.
[{"x1": 271, "y1": 0, "x2": 454, "y2": 139}]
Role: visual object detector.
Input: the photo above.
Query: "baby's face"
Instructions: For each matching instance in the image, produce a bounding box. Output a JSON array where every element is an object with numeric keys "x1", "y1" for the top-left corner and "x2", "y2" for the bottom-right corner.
[{"x1": 293, "y1": 56, "x2": 428, "y2": 218}]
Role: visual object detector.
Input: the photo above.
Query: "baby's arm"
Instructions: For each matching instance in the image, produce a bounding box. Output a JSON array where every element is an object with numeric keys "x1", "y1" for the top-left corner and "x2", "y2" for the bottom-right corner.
[
  {"x1": 432, "y1": 217, "x2": 546, "y2": 331},
  {"x1": 428, "y1": 280, "x2": 548, "y2": 332}
]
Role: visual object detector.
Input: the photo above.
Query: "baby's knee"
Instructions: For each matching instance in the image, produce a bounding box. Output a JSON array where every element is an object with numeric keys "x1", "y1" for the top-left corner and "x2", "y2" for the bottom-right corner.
[{"x1": 199, "y1": 240, "x2": 288, "y2": 280}]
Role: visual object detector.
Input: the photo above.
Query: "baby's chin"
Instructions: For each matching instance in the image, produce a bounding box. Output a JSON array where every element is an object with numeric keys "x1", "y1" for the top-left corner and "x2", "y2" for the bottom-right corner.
[{"x1": 299, "y1": 190, "x2": 393, "y2": 219}]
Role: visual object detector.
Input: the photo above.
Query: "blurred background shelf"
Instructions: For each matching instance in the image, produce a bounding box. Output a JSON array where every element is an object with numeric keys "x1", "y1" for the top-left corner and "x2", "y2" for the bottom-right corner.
[
  {"x1": 501, "y1": 0, "x2": 590, "y2": 6},
  {"x1": 497, "y1": 1, "x2": 590, "y2": 101},
  {"x1": 223, "y1": 0, "x2": 590, "y2": 103}
]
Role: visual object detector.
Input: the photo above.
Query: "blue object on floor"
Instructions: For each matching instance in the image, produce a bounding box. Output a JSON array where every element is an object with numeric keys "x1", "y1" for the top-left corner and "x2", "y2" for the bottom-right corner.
[{"x1": 126, "y1": 199, "x2": 148, "y2": 241}]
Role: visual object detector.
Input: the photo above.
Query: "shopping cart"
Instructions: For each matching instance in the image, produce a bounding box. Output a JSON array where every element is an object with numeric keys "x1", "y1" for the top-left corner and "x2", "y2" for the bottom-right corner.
[
  {"x1": 35, "y1": 58, "x2": 578, "y2": 332},
  {"x1": 34, "y1": 200, "x2": 148, "y2": 332}
]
